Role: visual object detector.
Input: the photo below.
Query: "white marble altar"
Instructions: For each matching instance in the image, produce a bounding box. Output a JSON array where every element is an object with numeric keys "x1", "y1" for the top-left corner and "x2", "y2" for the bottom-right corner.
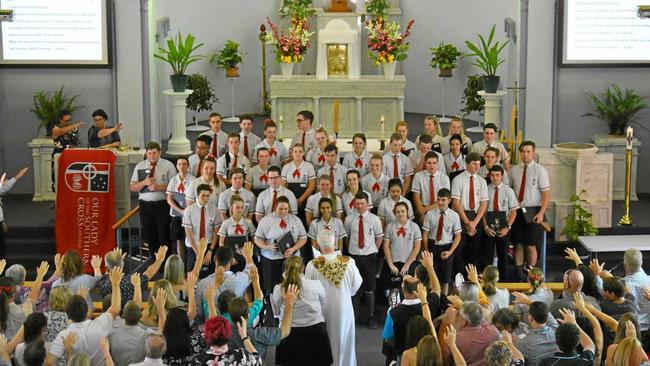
[
  {"x1": 593, "y1": 133, "x2": 640, "y2": 201},
  {"x1": 537, "y1": 143, "x2": 613, "y2": 241}
]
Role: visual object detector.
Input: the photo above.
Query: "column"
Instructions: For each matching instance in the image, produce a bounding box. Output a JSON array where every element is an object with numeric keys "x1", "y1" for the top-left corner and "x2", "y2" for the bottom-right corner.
[
  {"x1": 478, "y1": 91, "x2": 507, "y2": 129},
  {"x1": 356, "y1": 97, "x2": 363, "y2": 132},
  {"x1": 271, "y1": 98, "x2": 278, "y2": 122},
  {"x1": 313, "y1": 97, "x2": 320, "y2": 125},
  {"x1": 164, "y1": 89, "x2": 193, "y2": 156},
  {"x1": 397, "y1": 96, "x2": 405, "y2": 121}
]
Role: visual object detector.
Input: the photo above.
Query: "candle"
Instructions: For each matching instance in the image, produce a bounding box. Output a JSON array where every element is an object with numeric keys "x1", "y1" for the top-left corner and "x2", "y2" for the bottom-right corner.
[
  {"x1": 380, "y1": 115, "x2": 385, "y2": 140},
  {"x1": 626, "y1": 127, "x2": 633, "y2": 150},
  {"x1": 279, "y1": 115, "x2": 284, "y2": 137},
  {"x1": 333, "y1": 100, "x2": 340, "y2": 135}
]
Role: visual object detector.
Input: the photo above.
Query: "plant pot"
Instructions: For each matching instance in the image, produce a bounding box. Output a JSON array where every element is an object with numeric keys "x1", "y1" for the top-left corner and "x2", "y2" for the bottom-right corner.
[
  {"x1": 438, "y1": 68, "x2": 453, "y2": 78},
  {"x1": 481, "y1": 75, "x2": 500, "y2": 93},
  {"x1": 281, "y1": 63, "x2": 294, "y2": 78},
  {"x1": 226, "y1": 67, "x2": 240, "y2": 78},
  {"x1": 170, "y1": 74, "x2": 189, "y2": 92},
  {"x1": 383, "y1": 61, "x2": 396, "y2": 79}
]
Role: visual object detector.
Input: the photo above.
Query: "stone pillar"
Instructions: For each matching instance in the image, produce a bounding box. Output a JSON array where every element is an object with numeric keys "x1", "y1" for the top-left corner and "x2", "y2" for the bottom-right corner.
[
  {"x1": 27, "y1": 138, "x2": 56, "y2": 202},
  {"x1": 478, "y1": 90, "x2": 507, "y2": 128},
  {"x1": 164, "y1": 89, "x2": 193, "y2": 156}
]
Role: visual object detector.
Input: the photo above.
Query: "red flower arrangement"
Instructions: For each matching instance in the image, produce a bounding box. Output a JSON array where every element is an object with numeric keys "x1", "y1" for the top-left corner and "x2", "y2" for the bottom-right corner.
[
  {"x1": 365, "y1": 19, "x2": 414, "y2": 65},
  {"x1": 263, "y1": 17, "x2": 314, "y2": 64}
]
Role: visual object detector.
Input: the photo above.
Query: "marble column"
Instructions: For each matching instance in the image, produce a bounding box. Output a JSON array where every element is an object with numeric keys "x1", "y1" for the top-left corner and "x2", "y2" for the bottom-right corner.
[
  {"x1": 164, "y1": 89, "x2": 193, "y2": 156},
  {"x1": 478, "y1": 90, "x2": 507, "y2": 129}
]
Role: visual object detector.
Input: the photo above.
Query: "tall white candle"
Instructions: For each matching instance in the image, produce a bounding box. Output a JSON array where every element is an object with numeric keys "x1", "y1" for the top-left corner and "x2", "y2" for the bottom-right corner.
[
  {"x1": 279, "y1": 115, "x2": 284, "y2": 137},
  {"x1": 380, "y1": 115, "x2": 385, "y2": 140},
  {"x1": 626, "y1": 126, "x2": 633, "y2": 150}
]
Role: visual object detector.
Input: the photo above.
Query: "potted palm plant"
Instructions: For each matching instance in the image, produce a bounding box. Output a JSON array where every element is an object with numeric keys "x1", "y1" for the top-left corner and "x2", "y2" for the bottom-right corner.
[
  {"x1": 154, "y1": 32, "x2": 204, "y2": 92},
  {"x1": 464, "y1": 25, "x2": 509, "y2": 93},
  {"x1": 31, "y1": 86, "x2": 82, "y2": 137},
  {"x1": 429, "y1": 42, "x2": 462, "y2": 77},
  {"x1": 584, "y1": 85, "x2": 648, "y2": 136},
  {"x1": 210, "y1": 40, "x2": 244, "y2": 78}
]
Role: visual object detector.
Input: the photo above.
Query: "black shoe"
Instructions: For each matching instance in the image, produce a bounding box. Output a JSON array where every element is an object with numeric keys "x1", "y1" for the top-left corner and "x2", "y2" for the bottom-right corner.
[{"x1": 368, "y1": 318, "x2": 378, "y2": 329}]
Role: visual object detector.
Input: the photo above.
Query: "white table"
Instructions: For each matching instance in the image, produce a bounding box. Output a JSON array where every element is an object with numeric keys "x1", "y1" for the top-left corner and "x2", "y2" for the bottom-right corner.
[{"x1": 578, "y1": 235, "x2": 650, "y2": 253}]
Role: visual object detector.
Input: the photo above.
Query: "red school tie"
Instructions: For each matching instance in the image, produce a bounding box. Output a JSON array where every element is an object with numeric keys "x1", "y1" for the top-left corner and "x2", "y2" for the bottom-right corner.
[
  {"x1": 270, "y1": 147, "x2": 278, "y2": 157},
  {"x1": 199, "y1": 206, "x2": 206, "y2": 240},
  {"x1": 292, "y1": 169, "x2": 301, "y2": 178},
  {"x1": 429, "y1": 174, "x2": 436, "y2": 204},
  {"x1": 451, "y1": 161, "x2": 459, "y2": 171},
  {"x1": 272, "y1": 190, "x2": 278, "y2": 212},
  {"x1": 260, "y1": 172, "x2": 268, "y2": 183},
  {"x1": 211, "y1": 134, "x2": 219, "y2": 157},
  {"x1": 329, "y1": 166, "x2": 335, "y2": 187},
  {"x1": 469, "y1": 175, "x2": 476, "y2": 211},
  {"x1": 397, "y1": 226, "x2": 406, "y2": 237},
  {"x1": 301, "y1": 131, "x2": 306, "y2": 147},
  {"x1": 393, "y1": 154, "x2": 399, "y2": 178},
  {"x1": 243, "y1": 135, "x2": 249, "y2": 159},
  {"x1": 518, "y1": 165, "x2": 527, "y2": 203},
  {"x1": 435, "y1": 211, "x2": 444, "y2": 242},
  {"x1": 234, "y1": 223, "x2": 244, "y2": 235},
  {"x1": 196, "y1": 159, "x2": 204, "y2": 177},
  {"x1": 372, "y1": 182, "x2": 381, "y2": 192},
  {"x1": 355, "y1": 158, "x2": 363, "y2": 169},
  {"x1": 232, "y1": 154, "x2": 238, "y2": 169},
  {"x1": 349, "y1": 198, "x2": 356, "y2": 209},
  {"x1": 318, "y1": 154, "x2": 326, "y2": 164},
  {"x1": 148, "y1": 161, "x2": 157, "y2": 178},
  {"x1": 279, "y1": 218, "x2": 287, "y2": 229},
  {"x1": 177, "y1": 180, "x2": 185, "y2": 194},
  {"x1": 358, "y1": 215, "x2": 365, "y2": 249},
  {"x1": 493, "y1": 186, "x2": 500, "y2": 211}
]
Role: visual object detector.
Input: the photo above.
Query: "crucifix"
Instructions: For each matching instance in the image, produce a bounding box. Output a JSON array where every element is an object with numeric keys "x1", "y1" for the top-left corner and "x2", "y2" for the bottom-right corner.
[{"x1": 501, "y1": 81, "x2": 526, "y2": 164}]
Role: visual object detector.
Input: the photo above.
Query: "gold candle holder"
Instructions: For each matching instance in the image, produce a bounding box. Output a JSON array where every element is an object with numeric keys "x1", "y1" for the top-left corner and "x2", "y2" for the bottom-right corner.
[{"x1": 619, "y1": 127, "x2": 633, "y2": 225}]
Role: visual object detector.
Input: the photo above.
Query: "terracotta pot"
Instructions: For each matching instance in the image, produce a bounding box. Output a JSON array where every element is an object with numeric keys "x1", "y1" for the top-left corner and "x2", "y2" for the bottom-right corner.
[
  {"x1": 439, "y1": 68, "x2": 453, "y2": 78},
  {"x1": 226, "y1": 67, "x2": 240, "y2": 78}
]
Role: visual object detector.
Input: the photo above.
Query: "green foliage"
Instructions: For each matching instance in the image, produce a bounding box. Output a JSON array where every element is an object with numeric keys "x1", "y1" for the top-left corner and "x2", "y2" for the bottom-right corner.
[
  {"x1": 185, "y1": 74, "x2": 219, "y2": 115},
  {"x1": 210, "y1": 40, "x2": 244, "y2": 69},
  {"x1": 279, "y1": 0, "x2": 315, "y2": 20},
  {"x1": 365, "y1": 0, "x2": 391, "y2": 20},
  {"x1": 461, "y1": 74, "x2": 485, "y2": 116},
  {"x1": 583, "y1": 85, "x2": 648, "y2": 136},
  {"x1": 562, "y1": 190, "x2": 598, "y2": 241},
  {"x1": 429, "y1": 42, "x2": 463, "y2": 70},
  {"x1": 31, "y1": 87, "x2": 82, "y2": 135},
  {"x1": 464, "y1": 25, "x2": 509, "y2": 76},
  {"x1": 154, "y1": 32, "x2": 204, "y2": 75}
]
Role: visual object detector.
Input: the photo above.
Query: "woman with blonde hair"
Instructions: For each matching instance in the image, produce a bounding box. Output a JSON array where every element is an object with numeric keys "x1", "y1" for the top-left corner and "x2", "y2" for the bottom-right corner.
[
  {"x1": 45, "y1": 286, "x2": 72, "y2": 342},
  {"x1": 137, "y1": 276, "x2": 196, "y2": 329},
  {"x1": 271, "y1": 256, "x2": 331, "y2": 366},
  {"x1": 417, "y1": 116, "x2": 447, "y2": 154},
  {"x1": 394, "y1": 121, "x2": 417, "y2": 153},
  {"x1": 445, "y1": 116, "x2": 472, "y2": 154},
  {"x1": 481, "y1": 265, "x2": 510, "y2": 312},
  {"x1": 605, "y1": 317, "x2": 649, "y2": 366}
]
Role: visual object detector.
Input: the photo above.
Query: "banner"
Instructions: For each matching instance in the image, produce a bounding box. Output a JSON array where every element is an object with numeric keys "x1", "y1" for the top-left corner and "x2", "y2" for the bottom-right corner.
[{"x1": 56, "y1": 149, "x2": 116, "y2": 272}]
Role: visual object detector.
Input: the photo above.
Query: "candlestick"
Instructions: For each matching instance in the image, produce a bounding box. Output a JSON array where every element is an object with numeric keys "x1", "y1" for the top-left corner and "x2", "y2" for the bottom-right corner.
[
  {"x1": 333, "y1": 99, "x2": 340, "y2": 135},
  {"x1": 380, "y1": 115, "x2": 385, "y2": 141},
  {"x1": 278, "y1": 115, "x2": 284, "y2": 139},
  {"x1": 626, "y1": 127, "x2": 633, "y2": 150}
]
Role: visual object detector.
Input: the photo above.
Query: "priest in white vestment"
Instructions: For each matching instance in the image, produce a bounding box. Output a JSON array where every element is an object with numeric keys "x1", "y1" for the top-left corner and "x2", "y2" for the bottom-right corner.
[{"x1": 305, "y1": 229, "x2": 363, "y2": 366}]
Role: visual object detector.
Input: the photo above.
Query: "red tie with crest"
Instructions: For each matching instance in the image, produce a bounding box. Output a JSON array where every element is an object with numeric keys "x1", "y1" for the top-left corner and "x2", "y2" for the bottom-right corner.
[
  {"x1": 199, "y1": 206, "x2": 206, "y2": 240},
  {"x1": 397, "y1": 226, "x2": 406, "y2": 237},
  {"x1": 518, "y1": 165, "x2": 527, "y2": 203},
  {"x1": 243, "y1": 135, "x2": 249, "y2": 159},
  {"x1": 429, "y1": 174, "x2": 435, "y2": 204},
  {"x1": 393, "y1": 154, "x2": 399, "y2": 178},
  {"x1": 301, "y1": 131, "x2": 306, "y2": 147},
  {"x1": 197, "y1": 159, "x2": 204, "y2": 177},
  {"x1": 358, "y1": 215, "x2": 365, "y2": 249},
  {"x1": 469, "y1": 175, "x2": 476, "y2": 211},
  {"x1": 272, "y1": 190, "x2": 278, "y2": 212},
  {"x1": 279, "y1": 218, "x2": 287, "y2": 229},
  {"x1": 234, "y1": 223, "x2": 244, "y2": 235},
  {"x1": 355, "y1": 158, "x2": 363, "y2": 169},
  {"x1": 435, "y1": 211, "x2": 444, "y2": 242},
  {"x1": 494, "y1": 186, "x2": 500, "y2": 211},
  {"x1": 177, "y1": 180, "x2": 185, "y2": 194}
]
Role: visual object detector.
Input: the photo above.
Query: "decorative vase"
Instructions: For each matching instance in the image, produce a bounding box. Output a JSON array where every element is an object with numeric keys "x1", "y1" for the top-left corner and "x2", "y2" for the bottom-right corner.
[
  {"x1": 226, "y1": 67, "x2": 240, "y2": 78},
  {"x1": 170, "y1": 74, "x2": 189, "y2": 92},
  {"x1": 439, "y1": 68, "x2": 453, "y2": 78},
  {"x1": 383, "y1": 61, "x2": 396, "y2": 79},
  {"x1": 281, "y1": 63, "x2": 294, "y2": 78},
  {"x1": 481, "y1": 75, "x2": 500, "y2": 93}
]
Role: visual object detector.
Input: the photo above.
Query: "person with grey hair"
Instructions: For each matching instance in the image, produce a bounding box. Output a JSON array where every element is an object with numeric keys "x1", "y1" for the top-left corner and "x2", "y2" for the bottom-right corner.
[
  {"x1": 624, "y1": 248, "x2": 650, "y2": 334},
  {"x1": 10, "y1": 253, "x2": 63, "y2": 312},
  {"x1": 305, "y1": 229, "x2": 362, "y2": 366},
  {"x1": 128, "y1": 334, "x2": 167, "y2": 366},
  {"x1": 446, "y1": 301, "x2": 499, "y2": 366}
]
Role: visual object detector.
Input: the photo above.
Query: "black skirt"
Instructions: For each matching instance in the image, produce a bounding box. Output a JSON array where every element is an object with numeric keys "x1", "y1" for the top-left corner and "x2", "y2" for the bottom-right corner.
[{"x1": 276, "y1": 322, "x2": 333, "y2": 366}]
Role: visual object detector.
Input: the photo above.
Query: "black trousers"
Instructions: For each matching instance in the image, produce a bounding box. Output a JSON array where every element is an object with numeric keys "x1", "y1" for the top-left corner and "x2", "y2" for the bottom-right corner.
[
  {"x1": 139, "y1": 200, "x2": 171, "y2": 253},
  {"x1": 483, "y1": 232, "x2": 511, "y2": 281},
  {"x1": 0, "y1": 222, "x2": 5, "y2": 259},
  {"x1": 462, "y1": 227, "x2": 484, "y2": 271},
  {"x1": 351, "y1": 253, "x2": 378, "y2": 292},
  {"x1": 261, "y1": 256, "x2": 284, "y2": 297}
]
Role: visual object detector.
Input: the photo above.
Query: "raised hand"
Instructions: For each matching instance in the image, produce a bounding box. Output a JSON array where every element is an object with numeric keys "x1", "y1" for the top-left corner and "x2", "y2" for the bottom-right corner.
[
  {"x1": 109, "y1": 267, "x2": 123, "y2": 286},
  {"x1": 63, "y1": 332, "x2": 77, "y2": 354},
  {"x1": 0, "y1": 173, "x2": 6, "y2": 187},
  {"x1": 130, "y1": 273, "x2": 141, "y2": 289},
  {"x1": 465, "y1": 264, "x2": 479, "y2": 284},
  {"x1": 53, "y1": 253, "x2": 62, "y2": 272},
  {"x1": 444, "y1": 325, "x2": 457, "y2": 344},
  {"x1": 625, "y1": 320, "x2": 637, "y2": 339},
  {"x1": 186, "y1": 272, "x2": 198, "y2": 293},
  {"x1": 447, "y1": 295, "x2": 463, "y2": 310},
  {"x1": 236, "y1": 319, "x2": 248, "y2": 339},
  {"x1": 589, "y1": 258, "x2": 605, "y2": 276},
  {"x1": 99, "y1": 336, "x2": 110, "y2": 356},
  {"x1": 155, "y1": 245, "x2": 168, "y2": 263},
  {"x1": 574, "y1": 292, "x2": 587, "y2": 312},
  {"x1": 416, "y1": 282, "x2": 428, "y2": 303},
  {"x1": 250, "y1": 265, "x2": 260, "y2": 286},
  {"x1": 22, "y1": 300, "x2": 33, "y2": 315},
  {"x1": 421, "y1": 250, "x2": 434, "y2": 270},
  {"x1": 205, "y1": 284, "x2": 216, "y2": 305},
  {"x1": 283, "y1": 283, "x2": 299, "y2": 307},
  {"x1": 152, "y1": 287, "x2": 168, "y2": 313},
  {"x1": 512, "y1": 291, "x2": 532, "y2": 305},
  {"x1": 242, "y1": 242, "x2": 254, "y2": 262},
  {"x1": 36, "y1": 261, "x2": 50, "y2": 280},
  {"x1": 558, "y1": 308, "x2": 577, "y2": 325},
  {"x1": 91, "y1": 255, "x2": 102, "y2": 269},
  {"x1": 214, "y1": 266, "x2": 225, "y2": 288},
  {"x1": 501, "y1": 329, "x2": 513, "y2": 345},
  {"x1": 0, "y1": 259, "x2": 6, "y2": 276},
  {"x1": 564, "y1": 248, "x2": 582, "y2": 266},
  {"x1": 644, "y1": 287, "x2": 650, "y2": 301}
]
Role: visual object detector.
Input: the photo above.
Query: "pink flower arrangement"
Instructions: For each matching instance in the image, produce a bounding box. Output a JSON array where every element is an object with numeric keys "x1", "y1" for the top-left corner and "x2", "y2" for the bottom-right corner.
[
  {"x1": 264, "y1": 17, "x2": 314, "y2": 64},
  {"x1": 365, "y1": 19, "x2": 414, "y2": 65}
]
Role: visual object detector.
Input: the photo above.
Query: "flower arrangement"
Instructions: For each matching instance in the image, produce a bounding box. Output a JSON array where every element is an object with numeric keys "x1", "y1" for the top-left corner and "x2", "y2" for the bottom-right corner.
[
  {"x1": 365, "y1": 19, "x2": 414, "y2": 65},
  {"x1": 264, "y1": 17, "x2": 314, "y2": 64}
]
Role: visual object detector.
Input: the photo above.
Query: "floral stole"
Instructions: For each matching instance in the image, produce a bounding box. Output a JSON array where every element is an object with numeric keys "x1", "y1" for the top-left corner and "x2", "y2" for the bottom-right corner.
[{"x1": 313, "y1": 255, "x2": 349, "y2": 287}]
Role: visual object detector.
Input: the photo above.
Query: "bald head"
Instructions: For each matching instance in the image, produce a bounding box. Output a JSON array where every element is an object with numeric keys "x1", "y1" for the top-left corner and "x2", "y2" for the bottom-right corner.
[
  {"x1": 317, "y1": 229, "x2": 335, "y2": 253},
  {"x1": 567, "y1": 269, "x2": 584, "y2": 293}
]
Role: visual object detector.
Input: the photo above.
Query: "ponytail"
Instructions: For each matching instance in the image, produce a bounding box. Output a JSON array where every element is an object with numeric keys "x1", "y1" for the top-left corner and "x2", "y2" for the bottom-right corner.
[
  {"x1": 0, "y1": 277, "x2": 16, "y2": 332},
  {"x1": 527, "y1": 267, "x2": 545, "y2": 295},
  {"x1": 481, "y1": 265, "x2": 499, "y2": 297},
  {"x1": 282, "y1": 256, "x2": 304, "y2": 293}
]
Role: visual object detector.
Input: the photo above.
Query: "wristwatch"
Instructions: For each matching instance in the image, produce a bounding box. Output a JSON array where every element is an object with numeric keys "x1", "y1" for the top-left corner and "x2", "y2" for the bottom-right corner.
[{"x1": 507, "y1": 225, "x2": 512, "y2": 230}]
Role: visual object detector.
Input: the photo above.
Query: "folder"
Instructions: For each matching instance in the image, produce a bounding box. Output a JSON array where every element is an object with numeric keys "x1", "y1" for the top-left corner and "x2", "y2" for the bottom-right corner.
[
  {"x1": 170, "y1": 192, "x2": 186, "y2": 216},
  {"x1": 276, "y1": 231, "x2": 295, "y2": 253},
  {"x1": 486, "y1": 211, "x2": 507, "y2": 230},
  {"x1": 521, "y1": 206, "x2": 544, "y2": 224},
  {"x1": 225, "y1": 235, "x2": 247, "y2": 254},
  {"x1": 137, "y1": 169, "x2": 153, "y2": 193}
]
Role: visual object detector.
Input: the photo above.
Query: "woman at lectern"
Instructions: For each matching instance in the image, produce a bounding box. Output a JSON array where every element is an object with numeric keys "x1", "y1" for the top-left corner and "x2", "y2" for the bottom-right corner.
[
  {"x1": 87, "y1": 108, "x2": 122, "y2": 149},
  {"x1": 48, "y1": 110, "x2": 82, "y2": 191}
]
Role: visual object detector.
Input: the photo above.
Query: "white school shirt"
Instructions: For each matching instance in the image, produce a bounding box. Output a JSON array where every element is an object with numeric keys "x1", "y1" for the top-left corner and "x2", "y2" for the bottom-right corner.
[
  {"x1": 451, "y1": 170, "x2": 489, "y2": 212},
  {"x1": 510, "y1": 161, "x2": 550, "y2": 207},
  {"x1": 444, "y1": 152, "x2": 466, "y2": 173},
  {"x1": 281, "y1": 160, "x2": 316, "y2": 184},
  {"x1": 471, "y1": 140, "x2": 510, "y2": 162},
  {"x1": 342, "y1": 150, "x2": 372, "y2": 177},
  {"x1": 216, "y1": 152, "x2": 251, "y2": 178},
  {"x1": 219, "y1": 216, "x2": 256, "y2": 239},
  {"x1": 487, "y1": 183, "x2": 519, "y2": 212},
  {"x1": 316, "y1": 163, "x2": 347, "y2": 195},
  {"x1": 422, "y1": 208, "x2": 462, "y2": 244},
  {"x1": 383, "y1": 140, "x2": 417, "y2": 155},
  {"x1": 255, "y1": 186, "x2": 298, "y2": 215},
  {"x1": 245, "y1": 165, "x2": 270, "y2": 191},
  {"x1": 291, "y1": 128, "x2": 317, "y2": 152},
  {"x1": 0, "y1": 178, "x2": 16, "y2": 222},
  {"x1": 182, "y1": 201, "x2": 220, "y2": 247},
  {"x1": 130, "y1": 158, "x2": 177, "y2": 202},
  {"x1": 479, "y1": 165, "x2": 511, "y2": 186},
  {"x1": 412, "y1": 170, "x2": 451, "y2": 206},
  {"x1": 382, "y1": 151, "x2": 414, "y2": 183},
  {"x1": 416, "y1": 134, "x2": 449, "y2": 154},
  {"x1": 239, "y1": 131, "x2": 262, "y2": 160},
  {"x1": 49, "y1": 313, "x2": 114, "y2": 366},
  {"x1": 166, "y1": 173, "x2": 196, "y2": 217},
  {"x1": 199, "y1": 129, "x2": 228, "y2": 157},
  {"x1": 306, "y1": 146, "x2": 328, "y2": 171},
  {"x1": 361, "y1": 172, "x2": 391, "y2": 207},
  {"x1": 188, "y1": 154, "x2": 204, "y2": 177},
  {"x1": 305, "y1": 192, "x2": 343, "y2": 218},
  {"x1": 253, "y1": 139, "x2": 288, "y2": 167},
  {"x1": 255, "y1": 213, "x2": 307, "y2": 260},
  {"x1": 377, "y1": 196, "x2": 415, "y2": 225},
  {"x1": 444, "y1": 134, "x2": 473, "y2": 151},
  {"x1": 409, "y1": 150, "x2": 446, "y2": 174},
  {"x1": 344, "y1": 211, "x2": 383, "y2": 256},
  {"x1": 307, "y1": 216, "x2": 347, "y2": 242},
  {"x1": 341, "y1": 189, "x2": 374, "y2": 217},
  {"x1": 217, "y1": 187, "x2": 257, "y2": 217},
  {"x1": 385, "y1": 220, "x2": 422, "y2": 263},
  {"x1": 185, "y1": 176, "x2": 226, "y2": 205}
]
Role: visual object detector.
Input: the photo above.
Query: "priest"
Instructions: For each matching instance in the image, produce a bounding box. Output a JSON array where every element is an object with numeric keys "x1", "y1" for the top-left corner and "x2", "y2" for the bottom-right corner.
[{"x1": 305, "y1": 229, "x2": 362, "y2": 366}]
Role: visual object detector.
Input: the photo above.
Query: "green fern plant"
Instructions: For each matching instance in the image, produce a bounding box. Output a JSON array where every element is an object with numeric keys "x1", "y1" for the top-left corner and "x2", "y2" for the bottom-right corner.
[
  {"x1": 31, "y1": 87, "x2": 82, "y2": 136},
  {"x1": 464, "y1": 25, "x2": 509, "y2": 76},
  {"x1": 583, "y1": 85, "x2": 648, "y2": 136},
  {"x1": 154, "y1": 32, "x2": 204, "y2": 75},
  {"x1": 562, "y1": 190, "x2": 598, "y2": 241}
]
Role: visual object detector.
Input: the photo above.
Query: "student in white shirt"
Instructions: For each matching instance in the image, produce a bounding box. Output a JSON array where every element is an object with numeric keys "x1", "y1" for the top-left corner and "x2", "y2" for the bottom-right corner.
[
  {"x1": 377, "y1": 178, "x2": 415, "y2": 228},
  {"x1": 185, "y1": 157, "x2": 226, "y2": 207},
  {"x1": 255, "y1": 166, "x2": 298, "y2": 222},
  {"x1": 409, "y1": 134, "x2": 445, "y2": 175},
  {"x1": 421, "y1": 188, "x2": 462, "y2": 295},
  {"x1": 483, "y1": 165, "x2": 518, "y2": 280},
  {"x1": 470, "y1": 123, "x2": 510, "y2": 170},
  {"x1": 479, "y1": 146, "x2": 510, "y2": 186},
  {"x1": 166, "y1": 157, "x2": 196, "y2": 259},
  {"x1": 317, "y1": 143, "x2": 347, "y2": 196},
  {"x1": 361, "y1": 154, "x2": 390, "y2": 212},
  {"x1": 238, "y1": 114, "x2": 262, "y2": 161},
  {"x1": 383, "y1": 202, "x2": 422, "y2": 280},
  {"x1": 416, "y1": 116, "x2": 448, "y2": 154},
  {"x1": 306, "y1": 128, "x2": 330, "y2": 171},
  {"x1": 394, "y1": 121, "x2": 417, "y2": 154},
  {"x1": 305, "y1": 174, "x2": 343, "y2": 226},
  {"x1": 217, "y1": 167, "x2": 256, "y2": 221},
  {"x1": 188, "y1": 135, "x2": 212, "y2": 177},
  {"x1": 216, "y1": 132, "x2": 251, "y2": 186},
  {"x1": 281, "y1": 143, "x2": 316, "y2": 214},
  {"x1": 444, "y1": 116, "x2": 473, "y2": 155},
  {"x1": 307, "y1": 197, "x2": 346, "y2": 256},
  {"x1": 290, "y1": 110, "x2": 317, "y2": 152},
  {"x1": 253, "y1": 120, "x2": 289, "y2": 167},
  {"x1": 199, "y1": 112, "x2": 228, "y2": 158},
  {"x1": 218, "y1": 195, "x2": 256, "y2": 272},
  {"x1": 444, "y1": 134, "x2": 466, "y2": 175},
  {"x1": 413, "y1": 151, "x2": 450, "y2": 224},
  {"x1": 342, "y1": 133, "x2": 372, "y2": 177},
  {"x1": 510, "y1": 140, "x2": 550, "y2": 275},
  {"x1": 341, "y1": 169, "x2": 374, "y2": 218},
  {"x1": 383, "y1": 132, "x2": 414, "y2": 195},
  {"x1": 451, "y1": 151, "x2": 489, "y2": 272},
  {"x1": 245, "y1": 147, "x2": 271, "y2": 195},
  {"x1": 182, "y1": 183, "x2": 220, "y2": 272}
]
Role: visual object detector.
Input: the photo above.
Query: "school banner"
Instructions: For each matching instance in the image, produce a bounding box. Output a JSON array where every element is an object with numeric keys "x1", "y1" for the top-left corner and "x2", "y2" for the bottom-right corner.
[{"x1": 56, "y1": 149, "x2": 116, "y2": 272}]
